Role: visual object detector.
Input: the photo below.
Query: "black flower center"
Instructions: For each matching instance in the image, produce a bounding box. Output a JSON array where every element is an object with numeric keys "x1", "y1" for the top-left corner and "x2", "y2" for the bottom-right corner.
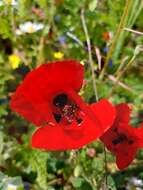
[
  {"x1": 53, "y1": 94, "x2": 68, "y2": 107},
  {"x1": 53, "y1": 93, "x2": 83, "y2": 125},
  {"x1": 112, "y1": 132, "x2": 134, "y2": 146},
  {"x1": 112, "y1": 134, "x2": 127, "y2": 145}
]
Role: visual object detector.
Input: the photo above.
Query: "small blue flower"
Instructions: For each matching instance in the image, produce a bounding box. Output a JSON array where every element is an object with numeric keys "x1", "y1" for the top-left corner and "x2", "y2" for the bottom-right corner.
[
  {"x1": 58, "y1": 36, "x2": 67, "y2": 44},
  {"x1": 0, "y1": 97, "x2": 9, "y2": 105},
  {"x1": 103, "y1": 46, "x2": 109, "y2": 54},
  {"x1": 108, "y1": 59, "x2": 113, "y2": 68},
  {"x1": 54, "y1": 15, "x2": 61, "y2": 23},
  {"x1": 19, "y1": 65, "x2": 30, "y2": 75},
  {"x1": 24, "y1": 182, "x2": 31, "y2": 190},
  {"x1": 66, "y1": 31, "x2": 84, "y2": 47}
]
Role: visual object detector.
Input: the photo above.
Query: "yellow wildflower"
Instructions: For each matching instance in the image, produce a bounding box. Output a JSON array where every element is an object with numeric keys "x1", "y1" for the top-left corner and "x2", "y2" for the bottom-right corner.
[
  {"x1": 4, "y1": 0, "x2": 12, "y2": 4},
  {"x1": 53, "y1": 52, "x2": 64, "y2": 59},
  {"x1": 9, "y1": 54, "x2": 21, "y2": 69},
  {"x1": 3, "y1": 0, "x2": 17, "y2": 5}
]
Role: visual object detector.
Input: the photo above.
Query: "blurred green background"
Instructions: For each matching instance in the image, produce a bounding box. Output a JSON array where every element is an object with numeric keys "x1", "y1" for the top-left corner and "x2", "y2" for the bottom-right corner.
[{"x1": 0, "y1": 0, "x2": 143, "y2": 189}]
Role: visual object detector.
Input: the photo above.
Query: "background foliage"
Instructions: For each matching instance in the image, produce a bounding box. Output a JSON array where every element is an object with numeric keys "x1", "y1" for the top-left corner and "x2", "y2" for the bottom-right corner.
[{"x1": 0, "y1": 0, "x2": 143, "y2": 189}]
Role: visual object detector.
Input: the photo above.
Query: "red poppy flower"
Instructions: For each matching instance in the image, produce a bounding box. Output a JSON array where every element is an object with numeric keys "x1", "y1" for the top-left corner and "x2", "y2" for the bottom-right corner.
[
  {"x1": 100, "y1": 103, "x2": 143, "y2": 170},
  {"x1": 10, "y1": 60, "x2": 116, "y2": 150}
]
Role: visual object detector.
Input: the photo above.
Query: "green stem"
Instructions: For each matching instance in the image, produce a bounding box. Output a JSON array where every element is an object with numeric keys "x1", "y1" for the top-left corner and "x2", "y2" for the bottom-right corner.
[
  {"x1": 81, "y1": 7, "x2": 108, "y2": 189},
  {"x1": 99, "y1": 0, "x2": 132, "y2": 80},
  {"x1": 37, "y1": 0, "x2": 55, "y2": 66},
  {"x1": 108, "y1": 55, "x2": 136, "y2": 97},
  {"x1": 103, "y1": 145, "x2": 108, "y2": 190},
  {"x1": 81, "y1": 8, "x2": 98, "y2": 101},
  {"x1": 113, "y1": 0, "x2": 143, "y2": 62}
]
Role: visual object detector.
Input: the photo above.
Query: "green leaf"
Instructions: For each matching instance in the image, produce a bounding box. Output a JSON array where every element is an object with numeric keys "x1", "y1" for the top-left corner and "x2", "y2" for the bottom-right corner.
[
  {"x1": 30, "y1": 150, "x2": 49, "y2": 190},
  {"x1": 71, "y1": 177, "x2": 83, "y2": 188},
  {"x1": 107, "y1": 175, "x2": 117, "y2": 190},
  {"x1": 71, "y1": 177, "x2": 93, "y2": 190},
  {"x1": 80, "y1": 181, "x2": 93, "y2": 190},
  {"x1": 0, "y1": 18, "x2": 11, "y2": 39},
  {"x1": 18, "y1": 0, "x2": 32, "y2": 18},
  {"x1": 35, "y1": 0, "x2": 48, "y2": 9}
]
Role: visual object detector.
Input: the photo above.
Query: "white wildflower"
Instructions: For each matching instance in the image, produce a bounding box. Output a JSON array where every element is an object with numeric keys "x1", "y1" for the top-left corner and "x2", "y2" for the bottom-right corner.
[
  {"x1": 7, "y1": 184, "x2": 17, "y2": 190},
  {"x1": 16, "y1": 21, "x2": 44, "y2": 34},
  {"x1": 126, "y1": 177, "x2": 143, "y2": 190},
  {"x1": 0, "y1": 0, "x2": 17, "y2": 6},
  {"x1": 130, "y1": 177, "x2": 143, "y2": 186}
]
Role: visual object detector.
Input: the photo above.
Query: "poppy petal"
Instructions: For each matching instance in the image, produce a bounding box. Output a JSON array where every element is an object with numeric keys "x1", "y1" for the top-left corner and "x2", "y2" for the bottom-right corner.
[
  {"x1": 32, "y1": 125, "x2": 82, "y2": 150},
  {"x1": 31, "y1": 98, "x2": 116, "y2": 150},
  {"x1": 100, "y1": 103, "x2": 142, "y2": 170},
  {"x1": 21, "y1": 60, "x2": 84, "y2": 93},
  {"x1": 114, "y1": 103, "x2": 130, "y2": 125},
  {"x1": 32, "y1": 111, "x2": 110, "y2": 151},
  {"x1": 10, "y1": 88, "x2": 54, "y2": 126},
  {"x1": 114, "y1": 124, "x2": 138, "y2": 170},
  {"x1": 100, "y1": 127, "x2": 116, "y2": 151},
  {"x1": 136, "y1": 123, "x2": 143, "y2": 148},
  {"x1": 116, "y1": 146, "x2": 137, "y2": 170},
  {"x1": 90, "y1": 99, "x2": 116, "y2": 132},
  {"x1": 101, "y1": 122, "x2": 139, "y2": 169}
]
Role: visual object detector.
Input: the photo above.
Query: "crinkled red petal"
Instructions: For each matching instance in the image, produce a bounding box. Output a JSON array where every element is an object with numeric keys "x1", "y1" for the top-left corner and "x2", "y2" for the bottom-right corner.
[
  {"x1": 32, "y1": 99, "x2": 116, "y2": 150},
  {"x1": 90, "y1": 99, "x2": 116, "y2": 133},
  {"x1": 100, "y1": 103, "x2": 143, "y2": 170},
  {"x1": 10, "y1": 89, "x2": 54, "y2": 126},
  {"x1": 21, "y1": 60, "x2": 84, "y2": 92},
  {"x1": 100, "y1": 103, "x2": 131, "y2": 152},
  {"x1": 114, "y1": 103, "x2": 130, "y2": 126},
  {"x1": 116, "y1": 145, "x2": 137, "y2": 170},
  {"x1": 101, "y1": 122, "x2": 139, "y2": 170},
  {"x1": 31, "y1": 117, "x2": 100, "y2": 150},
  {"x1": 134, "y1": 123, "x2": 143, "y2": 148}
]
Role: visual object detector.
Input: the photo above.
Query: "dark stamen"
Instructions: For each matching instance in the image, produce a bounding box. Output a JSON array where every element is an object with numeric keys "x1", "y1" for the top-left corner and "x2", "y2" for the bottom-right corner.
[
  {"x1": 76, "y1": 118, "x2": 82, "y2": 124},
  {"x1": 112, "y1": 134, "x2": 127, "y2": 145},
  {"x1": 53, "y1": 94, "x2": 67, "y2": 107},
  {"x1": 53, "y1": 113, "x2": 61, "y2": 123},
  {"x1": 53, "y1": 93, "x2": 82, "y2": 125}
]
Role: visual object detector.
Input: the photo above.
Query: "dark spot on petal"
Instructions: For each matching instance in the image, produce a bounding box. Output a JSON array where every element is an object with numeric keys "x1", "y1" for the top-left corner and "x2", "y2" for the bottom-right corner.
[
  {"x1": 53, "y1": 93, "x2": 68, "y2": 107},
  {"x1": 112, "y1": 134, "x2": 127, "y2": 145},
  {"x1": 53, "y1": 113, "x2": 61, "y2": 123},
  {"x1": 128, "y1": 140, "x2": 134, "y2": 145}
]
